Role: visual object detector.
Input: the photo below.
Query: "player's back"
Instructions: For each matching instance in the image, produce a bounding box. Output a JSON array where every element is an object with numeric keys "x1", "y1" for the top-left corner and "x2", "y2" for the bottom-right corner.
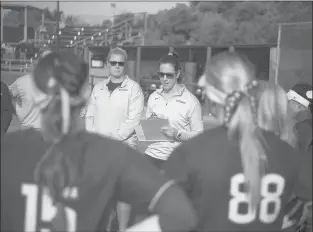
[
  {"x1": 164, "y1": 126, "x2": 303, "y2": 231},
  {"x1": 1, "y1": 129, "x2": 136, "y2": 231}
]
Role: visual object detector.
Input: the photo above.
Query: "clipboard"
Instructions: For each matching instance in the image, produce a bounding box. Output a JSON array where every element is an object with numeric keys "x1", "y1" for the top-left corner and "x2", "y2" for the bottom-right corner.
[{"x1": 136, "y1": 118, "x2": 173, "y2": 142}]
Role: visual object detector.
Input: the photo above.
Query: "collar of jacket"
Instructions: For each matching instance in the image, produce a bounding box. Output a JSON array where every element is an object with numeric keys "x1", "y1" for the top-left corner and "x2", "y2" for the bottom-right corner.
[
  {"x1": 156, "y1": 84, "x2": 186, "y2": 97},
  {"x1": 100, "y1": 76, "x2": 129, "y2": 90}
]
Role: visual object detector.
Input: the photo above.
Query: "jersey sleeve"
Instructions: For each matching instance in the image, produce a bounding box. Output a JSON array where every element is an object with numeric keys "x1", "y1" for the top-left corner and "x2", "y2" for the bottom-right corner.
[{"x1": 116, "y1": 146, "x2": 171, "y2": 210}]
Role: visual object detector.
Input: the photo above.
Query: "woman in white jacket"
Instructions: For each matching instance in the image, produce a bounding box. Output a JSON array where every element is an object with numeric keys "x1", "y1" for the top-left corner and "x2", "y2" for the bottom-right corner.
[
  {"x1": 144, "y1": 52, "x2": 204, "y2": 168},
  {"x1": 85, "y1": 47, "x2": 144, "y2": 148}
]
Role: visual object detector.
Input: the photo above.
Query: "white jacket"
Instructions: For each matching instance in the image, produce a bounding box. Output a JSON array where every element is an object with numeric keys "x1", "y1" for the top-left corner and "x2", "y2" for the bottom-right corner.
[
  {"x1": 145, "y1": 84, "x2": 203, "y2": 160},
  {"x1": 85, "y1": 76, "x2": 144, "y2": 147}
]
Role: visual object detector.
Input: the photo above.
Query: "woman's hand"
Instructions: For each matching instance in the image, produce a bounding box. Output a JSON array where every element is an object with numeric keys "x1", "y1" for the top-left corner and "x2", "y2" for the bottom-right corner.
[{"x1": 161, "y1": 126, "x2": 179, "y2": 140}]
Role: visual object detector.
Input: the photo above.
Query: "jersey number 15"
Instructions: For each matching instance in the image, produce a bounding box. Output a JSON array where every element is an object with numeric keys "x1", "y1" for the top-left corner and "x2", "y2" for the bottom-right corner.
[{"x1": 21, "y1": 183, "x2": 78, "y2": 232}]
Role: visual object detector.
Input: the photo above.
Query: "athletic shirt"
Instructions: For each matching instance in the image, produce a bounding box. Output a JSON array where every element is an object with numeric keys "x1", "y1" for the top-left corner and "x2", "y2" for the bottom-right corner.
[
  {"x1": 163, "y1": 126, "x2": 311, "y2": 231},
  {"x1": 107, "y1": 81, "x2": 122, "y2": 92},
  {"x1": 1, "y1": 129, "x2": 170, "y2": 231}
]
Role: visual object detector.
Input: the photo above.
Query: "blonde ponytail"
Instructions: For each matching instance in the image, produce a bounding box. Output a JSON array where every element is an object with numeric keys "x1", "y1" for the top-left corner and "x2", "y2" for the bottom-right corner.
[
  {"x1": 227, "y1": 95, "x2": 267, "y2": 210},
  {"x1": 60, "y1": 87, "x2": 70, "y2": 134},
  {"x1": 258, "y1": 83, "x2": 296, "y2": 148}
]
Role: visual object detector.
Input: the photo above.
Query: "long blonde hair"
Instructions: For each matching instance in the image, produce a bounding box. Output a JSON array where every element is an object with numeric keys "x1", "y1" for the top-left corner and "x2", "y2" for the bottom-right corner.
[{"x1": 205, "y1": 51, "x2": 296, "y2": 210}]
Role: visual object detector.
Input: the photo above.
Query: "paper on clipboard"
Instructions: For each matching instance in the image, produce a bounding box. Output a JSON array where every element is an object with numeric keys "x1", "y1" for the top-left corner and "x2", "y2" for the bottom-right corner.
[{"x1": 136, "y1": 118, "x2": 172, "y2": 142}]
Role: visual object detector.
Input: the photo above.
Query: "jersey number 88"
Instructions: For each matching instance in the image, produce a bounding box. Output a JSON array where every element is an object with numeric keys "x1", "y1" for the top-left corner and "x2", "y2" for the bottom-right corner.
[{"x1": 228, "y1": 173, "x2": 285, "y2": 224}]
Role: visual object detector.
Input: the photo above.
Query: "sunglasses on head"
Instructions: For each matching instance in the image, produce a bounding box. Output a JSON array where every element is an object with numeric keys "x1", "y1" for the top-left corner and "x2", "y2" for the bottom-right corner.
[
  {"x1": 157, "y1": 71, "x2": 176, "y2": 79},
  {"x1": 109, "y1": 61, "x2": 125, "y2": 67}
]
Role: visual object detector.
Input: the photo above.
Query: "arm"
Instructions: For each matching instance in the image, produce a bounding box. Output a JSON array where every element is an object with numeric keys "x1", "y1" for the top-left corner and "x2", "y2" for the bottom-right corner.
[
  {"x1": 146, "y1": 94, "x2": 154, "y2": 119},
  {"x1": 85, "y1": 87, "x2": 97, "y2": 132},
  {"x1": 178, "y1": 100, "x2": 203, "y2": 141},
  {"x1": 1, "y1": 82, "x2": 14, "y2": 133},
  {"x1": 118, "y1": 147, "x2": 197, "y2": 232},
  {"x1": 112, "y1": 85, "x2": 144, "y2": 140}
]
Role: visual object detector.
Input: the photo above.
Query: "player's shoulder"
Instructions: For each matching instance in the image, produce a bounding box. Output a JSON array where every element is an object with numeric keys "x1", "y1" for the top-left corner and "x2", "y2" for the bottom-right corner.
[
  {"x1": 260, "y1": 130, "x2": 299, "y2": 174},
  {"x1": 261, "y1": 130, "x2": 296, "y2": 156},
  {"x1": 82, "y1": 132, "x2": 130, "y2": 161},
  {"x1": 2, "y1": 129, "x2": 43, "y2": 149},
  {"x1": 1, "y1": 129, "x2": 49, "y2": 167},
  {"x1": 176, "y1": 126, "x2": 227, "y2": 156},
  {"x1": 76, "y1": 132, "x2": 139, "y2": 179}
]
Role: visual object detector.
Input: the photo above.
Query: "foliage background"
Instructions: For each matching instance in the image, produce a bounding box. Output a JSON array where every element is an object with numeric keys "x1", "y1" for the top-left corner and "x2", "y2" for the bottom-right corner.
[{"x1": 3, "y1": 1, "x2": 312, "y2": 45}]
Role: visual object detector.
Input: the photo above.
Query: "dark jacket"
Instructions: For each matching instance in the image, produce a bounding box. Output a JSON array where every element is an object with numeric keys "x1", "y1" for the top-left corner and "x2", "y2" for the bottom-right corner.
[{"x1": 1, "y1": 81, "x2": 14, "y2": 134}]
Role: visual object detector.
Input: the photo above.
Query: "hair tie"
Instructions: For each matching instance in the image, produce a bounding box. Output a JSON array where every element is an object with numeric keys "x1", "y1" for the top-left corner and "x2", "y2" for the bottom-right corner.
[
  {"x1": 224, "y1": 91, "x2": 245, "y2": 126},
  {"x1": 244, "y1": 80, "x2": 259, "y2": 125},
  {"x1": 244, "y1": 80, "x2": 258, "y2": 94}
]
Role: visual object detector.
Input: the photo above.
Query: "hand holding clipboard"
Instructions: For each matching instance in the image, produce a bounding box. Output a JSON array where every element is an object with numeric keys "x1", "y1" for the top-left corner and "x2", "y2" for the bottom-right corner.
[{"x1": 137, "y1": 118, "x2": 174, "y2": 142}]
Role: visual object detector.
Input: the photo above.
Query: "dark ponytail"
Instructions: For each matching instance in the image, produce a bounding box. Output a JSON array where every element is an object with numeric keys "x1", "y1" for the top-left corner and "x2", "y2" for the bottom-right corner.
[
  {"x1": 32, "y1": 51, "x2": 89, "y2": 229},
  {"x1": 159, "y1": 51, "x2": 181, "y2": 72}
]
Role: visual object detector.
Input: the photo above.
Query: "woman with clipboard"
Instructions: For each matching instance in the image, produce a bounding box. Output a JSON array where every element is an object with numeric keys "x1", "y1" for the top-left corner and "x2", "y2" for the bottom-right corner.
[{"x1": 144, "y1": 52, "x2": 204, "y2": 169}]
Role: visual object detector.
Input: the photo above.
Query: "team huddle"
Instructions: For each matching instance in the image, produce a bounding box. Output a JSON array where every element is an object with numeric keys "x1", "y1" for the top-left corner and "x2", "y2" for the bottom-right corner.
[{"x1": 1, "y1": 48, "x2": 312, "y2": 232}]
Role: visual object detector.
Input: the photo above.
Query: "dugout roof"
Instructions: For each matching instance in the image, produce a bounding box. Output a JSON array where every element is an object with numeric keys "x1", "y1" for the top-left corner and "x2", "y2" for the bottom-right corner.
[{"x1": 1, "y1": 3, "x2": 43, "y2": 12}]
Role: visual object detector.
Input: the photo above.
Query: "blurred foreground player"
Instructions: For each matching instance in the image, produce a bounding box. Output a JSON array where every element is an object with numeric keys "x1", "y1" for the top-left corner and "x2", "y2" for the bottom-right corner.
[
  {"x1": 163, "y1": 51, "x2": 312, "y2": 231},
  {"x1": 1, "y1": 51, "x2": 197, "y2": 232}
]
